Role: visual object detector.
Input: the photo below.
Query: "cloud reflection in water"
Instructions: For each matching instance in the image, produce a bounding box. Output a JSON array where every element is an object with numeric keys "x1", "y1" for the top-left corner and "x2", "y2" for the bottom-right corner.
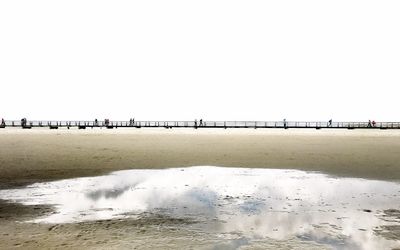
[{"x1": 0, "y1": 166, "x2": 400, "y2": 249}]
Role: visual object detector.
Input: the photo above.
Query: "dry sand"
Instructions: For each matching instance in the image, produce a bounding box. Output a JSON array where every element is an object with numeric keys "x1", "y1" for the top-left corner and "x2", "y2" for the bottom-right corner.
[
  {"x1": 1, "y1": 128, "x2": 400, "y2": 188},
  {"x1": 1, "y1": 128, "x2": 400, "y2": 249}
]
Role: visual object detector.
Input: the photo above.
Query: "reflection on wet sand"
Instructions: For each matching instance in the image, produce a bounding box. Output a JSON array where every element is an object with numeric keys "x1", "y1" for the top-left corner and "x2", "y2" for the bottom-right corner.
[{"x1": 0, "y1": 166, "x2": 399, "y2": 249}]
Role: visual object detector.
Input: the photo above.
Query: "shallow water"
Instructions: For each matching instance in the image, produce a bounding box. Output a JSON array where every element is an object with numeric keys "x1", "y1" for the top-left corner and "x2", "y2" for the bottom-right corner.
[{"x1": 1, "y1": 166, "x2": 400, "y2": 249}]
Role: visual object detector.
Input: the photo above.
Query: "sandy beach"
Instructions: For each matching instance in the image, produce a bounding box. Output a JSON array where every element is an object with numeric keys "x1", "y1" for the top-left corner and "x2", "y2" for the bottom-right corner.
[
  {"x1": 1, "y1": 128, "x2": 400, "y2": 249},
  {"x1": 1, "y1": 128, "x2": 400, "y2": 188}
]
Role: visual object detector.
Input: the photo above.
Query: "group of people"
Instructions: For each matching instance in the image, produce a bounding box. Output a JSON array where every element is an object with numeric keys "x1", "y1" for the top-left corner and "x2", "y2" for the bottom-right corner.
[
  {"x1": 329, "y1": 119, "x2": 377, "y2": 127},
  {"x1": 368, "y1": 120, "x2": 377, "y2": 127},
  {"x1": 0, "y1": 118, "x2": 381, "y2": 129},
  {"x1": 93, "y1": 119, "x2": 110, "y2": 126},
  {"x1": 93, "y1": 118, "x2": 137, "y2": 126},
  {"x1": 92, "y1": 118, "x2": 126, "y2": 126}
]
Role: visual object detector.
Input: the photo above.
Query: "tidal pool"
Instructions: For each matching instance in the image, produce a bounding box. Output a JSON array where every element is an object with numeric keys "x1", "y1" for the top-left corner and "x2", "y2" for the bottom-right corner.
[{"x1": 1, "y1": 166, "x2": 399, "y2": 249}]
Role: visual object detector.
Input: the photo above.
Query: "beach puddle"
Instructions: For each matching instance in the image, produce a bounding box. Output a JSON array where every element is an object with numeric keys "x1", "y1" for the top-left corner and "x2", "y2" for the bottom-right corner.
[{"x1": 1, "y1": 166, "x2": 400, "y2": 249}]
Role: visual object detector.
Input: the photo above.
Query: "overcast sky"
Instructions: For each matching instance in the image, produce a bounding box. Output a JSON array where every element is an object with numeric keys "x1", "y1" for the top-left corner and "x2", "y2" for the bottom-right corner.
[{"x1": 1, "y1": 1, "x2": 399, "y2": 121}]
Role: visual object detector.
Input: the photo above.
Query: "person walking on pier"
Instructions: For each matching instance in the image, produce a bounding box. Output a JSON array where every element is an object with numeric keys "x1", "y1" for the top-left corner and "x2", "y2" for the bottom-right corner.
[
  {"x1": 21, "y1": 118, "x2": 27, "y2": 127},
  {"x1": 283, "y1": 119, "x2": 287, "y2": 129},
  {"x1": 129, "y1": 118, "x2": 135, "y2": 126},
  {"x1": 328, "y1": 119, "x2": 332, "y2": 127}
]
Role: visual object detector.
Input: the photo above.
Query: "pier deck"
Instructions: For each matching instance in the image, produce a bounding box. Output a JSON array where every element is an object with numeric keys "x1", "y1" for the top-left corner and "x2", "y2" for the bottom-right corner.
[{"x1": 1, "y1": 120, "x2": 399, "y2": 129}]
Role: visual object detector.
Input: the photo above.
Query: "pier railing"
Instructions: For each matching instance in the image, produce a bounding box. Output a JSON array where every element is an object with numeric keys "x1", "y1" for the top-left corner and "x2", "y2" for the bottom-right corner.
[{"x1": 1, "y1": 120, "x2": 399, "y2": 129}]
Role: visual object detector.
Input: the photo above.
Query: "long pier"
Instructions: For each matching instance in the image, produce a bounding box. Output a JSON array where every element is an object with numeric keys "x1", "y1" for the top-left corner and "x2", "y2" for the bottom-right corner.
[{"x1": 1, "y1": 120, "x2": 399, "y2": 130}]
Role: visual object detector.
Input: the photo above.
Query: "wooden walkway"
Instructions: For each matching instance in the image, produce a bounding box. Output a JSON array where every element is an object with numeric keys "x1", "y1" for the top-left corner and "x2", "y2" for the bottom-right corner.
[{"x1": 1, "y1": 120, "x2": 399, "y2": 129}]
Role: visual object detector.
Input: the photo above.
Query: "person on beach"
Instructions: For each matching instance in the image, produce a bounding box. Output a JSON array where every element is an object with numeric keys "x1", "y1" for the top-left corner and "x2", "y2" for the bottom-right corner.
[
  {"x1": 200, "y1": 119, "x2": 203, "y2": 126},
  {"x1": 283, "y1": 118, "x2": 287, "y2": 128},
  {"x1": 372, "y1": 120, "x2": 376, "y2": 127},
  {"x1": 1, "y1": 118, "x2": 4, "y2": 126},
  {"x1": 368, "y1": 120, "x2": 372, "y2": 127},
  {"x1": 194, "y1": 119, "x2": 198, "y2": 128},
  {"x1": 328, "y1": 119, "x2": 332, "y2": 127},
  {"x1": 95, "y1": 119, "x2": 98, "y2": 126}
]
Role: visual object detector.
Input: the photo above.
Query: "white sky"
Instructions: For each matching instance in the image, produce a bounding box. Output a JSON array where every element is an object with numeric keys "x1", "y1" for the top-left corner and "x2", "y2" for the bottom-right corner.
[{"x1": 1, "y1": 1, "x2": 399, "y2": 121}]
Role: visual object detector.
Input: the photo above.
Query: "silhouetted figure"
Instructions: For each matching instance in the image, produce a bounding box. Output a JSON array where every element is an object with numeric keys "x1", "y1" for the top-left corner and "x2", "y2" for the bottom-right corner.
[
  {"x1": 283, "y1": 118, "x2": 287, "y2": 129},
  {"x1": 328, "y1": 119, "x2": 332, "y2": 127},
  {"x1": 21, "y1": 118, "x2": 27, "y2": 127},
  {"x1": 105, "y1": 119, "x2": 110, "y2": 126},
  {"x1": 200, "y1": 119, "x2": 203, "y2": 126},
  {"x1": 1, "y1": 118, "x2": 4, "y2": 126},
  {"x1": 95, "y1": 119, "x2": 98, "y2": 126},
  {"x1": 372, "y1": 120, "x2": 376, "y2": 127},
  {"x1": 194, "y1": 119, "x2": 198, "y2": 128},
  {"x1": 368, "y1": 120, "x2": 372, "y2": 128}
]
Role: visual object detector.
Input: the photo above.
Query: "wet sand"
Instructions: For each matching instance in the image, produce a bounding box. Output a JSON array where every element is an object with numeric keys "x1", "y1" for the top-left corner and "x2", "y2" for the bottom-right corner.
[
  {"x1": 1, "y1": 128, "x2": 400, "y2": 249},
  {"x1": 2, "y1": 167, "x2": 400, "y2": 249}
]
